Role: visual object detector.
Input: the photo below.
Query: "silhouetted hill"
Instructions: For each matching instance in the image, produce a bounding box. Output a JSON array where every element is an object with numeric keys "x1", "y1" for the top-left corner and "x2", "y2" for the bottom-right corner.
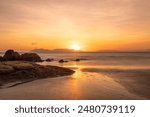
[
  {"x1": 31, "y1": 48, "x2": 75, "y2": 53},
  {"x1": 29, "y1": 48, "x2": 150, "y2": 53},
  {"x1": 96, "y1": 49, "x2": 150, "y2": 53}
]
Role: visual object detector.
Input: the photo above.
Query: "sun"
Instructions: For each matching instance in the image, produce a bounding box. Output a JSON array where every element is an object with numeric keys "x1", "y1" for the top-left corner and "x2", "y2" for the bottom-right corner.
[{"x1": 71, "y1": 44, "x2": 81, "y2": 51}]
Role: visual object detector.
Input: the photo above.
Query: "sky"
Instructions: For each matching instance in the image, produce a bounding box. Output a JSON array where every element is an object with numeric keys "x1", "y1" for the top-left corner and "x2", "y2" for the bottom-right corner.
[{"x1": 0, "y1": 0, "x2": 150, "y2": 51}]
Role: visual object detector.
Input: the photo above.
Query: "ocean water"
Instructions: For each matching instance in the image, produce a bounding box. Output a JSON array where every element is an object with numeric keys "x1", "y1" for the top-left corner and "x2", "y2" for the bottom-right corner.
[
  {"x1": 1, "y1": 52, "x2": 150, "y2": 69},
  {"x1": 38, "y1": 52, "x2": 150, "y2": 69}
]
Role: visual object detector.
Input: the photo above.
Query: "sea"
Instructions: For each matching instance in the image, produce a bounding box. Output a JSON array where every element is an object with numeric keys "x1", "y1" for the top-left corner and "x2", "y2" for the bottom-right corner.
[
  {"x1": 1, "y1": 52, "x2": 150, "y2": 71},
  {"x1": 37, "y1": 52, "x2": 150, "y2": 69}
]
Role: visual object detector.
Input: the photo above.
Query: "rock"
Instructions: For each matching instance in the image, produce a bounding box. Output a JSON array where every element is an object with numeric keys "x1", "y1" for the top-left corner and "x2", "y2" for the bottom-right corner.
[
  {"x1": 59, "y1": 59, "x2": 65, "y2": 63},
  {"x1": 21, "y1": 53, "x2": 42, "y2": 62},
  {"x1": 45, "y1": 58, "x2": 54, "y2": 62},
  {"x1": 0, "y1": 64, "x2": 14, "y2": 74},
  {"x1": 59, "y1": 59, "x2": 68, "y2": 63},
  {"x1": 0, "y1": 61, "x2": 75, "y2": 86},
  {"x1": 75, "y1": 59, "x2": 80, "y2": 62},
  {"x1": 74, "y1": 58, "x2": 88, "y2": 62},
  {"x1": 3, "y1": 50, "x2": 42, "y2": 62},
  {"x1": 12, "y1": 62, "x2": 35, "y2": 70},
  {"x1": 0, "y1": 56, "x2": 4, "y2": 61},
  {"x1": 3, "y1": 50, "x2": 21, "y2": 61}
]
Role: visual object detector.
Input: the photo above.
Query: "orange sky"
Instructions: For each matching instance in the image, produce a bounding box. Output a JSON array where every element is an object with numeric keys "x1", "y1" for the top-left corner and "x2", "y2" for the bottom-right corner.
[{"x1": 0, "y1": 0, "x2": 150, "y2": 51}]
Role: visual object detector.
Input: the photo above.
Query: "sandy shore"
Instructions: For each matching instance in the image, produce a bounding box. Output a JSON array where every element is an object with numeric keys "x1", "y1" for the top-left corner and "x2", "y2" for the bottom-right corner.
[
  {"x1": 0, "y1": 68, "x2": 146, "y2": 100},
  {"x1": 82, "y1": 68, "x2": 150, "y2": 99},
  {"x1": 0, "y1": 60, "x2": 149, "y2": 100}
]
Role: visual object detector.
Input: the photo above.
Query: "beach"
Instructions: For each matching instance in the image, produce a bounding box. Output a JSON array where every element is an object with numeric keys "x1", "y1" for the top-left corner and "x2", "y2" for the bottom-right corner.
[
  {"x1": 0, "y1": 52, "x2": 150, "y2": 100},
  {"x1": 0, "y1": 67, "x2": 147, "y2": 100},
  {"x1": 83, "y1": 68, "x2": 150, "y2": 99}
]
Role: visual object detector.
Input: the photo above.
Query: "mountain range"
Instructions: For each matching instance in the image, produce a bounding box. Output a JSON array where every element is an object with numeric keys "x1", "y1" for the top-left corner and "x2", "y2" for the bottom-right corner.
[
  {"x1": 31, "y1": 48, "x2": 77, "y2": 53},
  {"x1": 31, "y1": 48, "x2": 150, "y2": 53}
]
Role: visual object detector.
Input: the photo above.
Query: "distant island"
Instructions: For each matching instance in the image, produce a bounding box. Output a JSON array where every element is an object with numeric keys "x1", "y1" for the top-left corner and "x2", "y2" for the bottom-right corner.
[
  {"x1": 31, "y1": 48, "x2": 76, "y2": 53},
  {"x1": 1, "y1": 49, "x2": 150, "y2": 54}
]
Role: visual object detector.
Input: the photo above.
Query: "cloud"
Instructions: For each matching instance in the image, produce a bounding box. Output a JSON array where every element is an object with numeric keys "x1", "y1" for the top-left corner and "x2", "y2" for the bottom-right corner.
[
  {"x1": 0, "y1": 0, "x2": 150, "y2": 50},
  {"x1": 0, "y1": 0, "x2": 149, "y2": 27}
]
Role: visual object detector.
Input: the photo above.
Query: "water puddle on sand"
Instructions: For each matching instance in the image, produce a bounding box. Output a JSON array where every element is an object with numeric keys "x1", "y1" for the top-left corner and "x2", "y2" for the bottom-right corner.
[{"x1": 0, "y1": 68, "x2": 145, "y2": 100}]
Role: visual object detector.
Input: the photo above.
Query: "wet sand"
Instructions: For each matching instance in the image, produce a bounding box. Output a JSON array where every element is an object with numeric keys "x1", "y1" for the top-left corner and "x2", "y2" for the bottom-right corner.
[
  {"x1": 83, "y1": 68, "x2": 150, "y2": 99},
  {"x1": 0, "y1": 68, "x2": 146, "y2": 100}
]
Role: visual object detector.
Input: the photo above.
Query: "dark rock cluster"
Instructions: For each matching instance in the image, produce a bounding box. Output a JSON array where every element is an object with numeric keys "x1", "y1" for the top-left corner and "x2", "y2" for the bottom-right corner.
[
  {"x1": 59, "y1": 59, "x2": 68, "y2": 63},
  {"x1": 0, "y1": 50, "x2": 42, "y2": 62},
  {"x1": 0, "y1": 61, "x2": 75, "y2": 87},
  {"x1": 0, "y1": 50, "x2": 89, "y2": 63},
  {"x1": 58, "y1": 58, "x2": 88, "y2": 63},
  {"x1": 45, "y1": 58, "x2": 54, "y2": 62}
]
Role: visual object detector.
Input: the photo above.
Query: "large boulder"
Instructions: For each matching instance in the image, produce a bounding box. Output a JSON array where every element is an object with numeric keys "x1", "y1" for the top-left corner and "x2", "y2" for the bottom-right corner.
[
  {"x1": 0, "y1": 61, "x2": 75, "y2": 87},
  {"x1": 21, "y1": 53, "x2": 42, "y2": 62},
  {"x1": 3, "y1": 50, "x2": 21, "y2": 61}
]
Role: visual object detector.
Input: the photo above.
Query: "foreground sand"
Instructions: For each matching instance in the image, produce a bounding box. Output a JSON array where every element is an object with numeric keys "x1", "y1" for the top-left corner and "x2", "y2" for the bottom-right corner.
[
  {"x1": 0, "y1": 68, "x2": 146, "y2": 100},
  {"x1": 83, "y1": 68, "x2": 150, "y2": 99}
]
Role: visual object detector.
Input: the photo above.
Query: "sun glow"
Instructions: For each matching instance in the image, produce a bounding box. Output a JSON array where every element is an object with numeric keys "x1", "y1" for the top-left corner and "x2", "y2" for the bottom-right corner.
[{"x1": 71, "y1": 44, "x2": 81, "y2": 51}]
